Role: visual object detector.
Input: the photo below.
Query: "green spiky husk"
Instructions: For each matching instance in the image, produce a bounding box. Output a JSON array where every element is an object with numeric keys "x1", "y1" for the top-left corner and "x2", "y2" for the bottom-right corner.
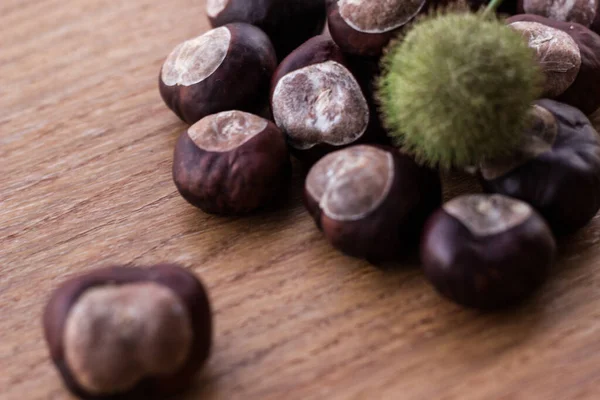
[{"x1": 378, "y1": 11, "x2": 542, "y2": 168}]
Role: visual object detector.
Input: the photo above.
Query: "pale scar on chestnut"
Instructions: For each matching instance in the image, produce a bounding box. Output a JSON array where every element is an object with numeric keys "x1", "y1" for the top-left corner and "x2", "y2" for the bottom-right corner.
[
  {"x1": 206, "y1": 0, "x2": 230, "y2": 18},
  {"x1": 306, "y1": 145, "x2": 394, "y2": 220},
  {"x1": 444, "y1": 194, "x2": 533, "y2": 237},
  {"x1": 523, "y1": 0, "x2": 598, "y2": 27},
  {"x1": 188, "y1": 111, "x2": 269, "y2": 152},
  {"x1": 161, "y1": 27, "x2": 231, "y2": 87},
  {"x1": 63, "y1": 282, "x2": 193, "y2": 395},
  {"x1": 272, "y1": 60, "x2": 369, "y2": 150},
  {"x1": 510, "y1": 21, "x2": 581, "y2": 97},
  {"x1": 480, "y1": 105, "x2": 558, "y2": 180},
  {"x1": 338, "y1": 0, "x2": 425, "y2": 33}
]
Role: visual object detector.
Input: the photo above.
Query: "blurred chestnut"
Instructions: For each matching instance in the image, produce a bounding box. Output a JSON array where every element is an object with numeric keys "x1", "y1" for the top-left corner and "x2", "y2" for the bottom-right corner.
[
  {"x1": 43, "y1": 264, "x2": 211, "y2": 399},
  {"x1": 327, "y1": 0, "x2": 428, "y2": 57},
  {"x1": 159, "y1": 23, "x2": 276, "y2": 124},
  {"x1": 271, "y1": 35, "x2": 384, "y2": 164},
  {"x1": 480, "y1": 99, "x2": 600, "y2": 235},
  {"x1": 173, "y1": 110, "x2": 291, "y2": 215},
  {"x1": 517, "y1": 0, "x2": 600, "y2": 34},
  {"x1": 304, "y1": 145, "x2": 442, "y2": 262},
  {"x1": 206, "y1": 0, "x2": 326, "y2": 60},
  {"x1": 507, "y1": 14, "x2": 600, "y2": 117},
  {"x1": 421, "y1": 194, "x2": 556, "y2": 309}
]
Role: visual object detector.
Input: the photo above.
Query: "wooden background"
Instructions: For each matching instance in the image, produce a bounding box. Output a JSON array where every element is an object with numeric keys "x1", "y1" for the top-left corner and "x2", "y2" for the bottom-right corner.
[{"x1": 2, "y1": 1, "x2": 600, "y2": 399}]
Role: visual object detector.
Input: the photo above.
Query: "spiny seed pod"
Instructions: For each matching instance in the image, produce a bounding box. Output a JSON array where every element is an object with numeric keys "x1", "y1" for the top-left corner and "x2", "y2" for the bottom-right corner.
[
  {"x1": 159, "y1": 23, "x2": 277, "y2": 124},
  {"x1": 378, "y1": 11, "x2": 542, "y2": 168},
  {"x1": 173, "y1": 110, "x2": 291, "y2": 215},
  {"x1": 480, "y1": 99, "x2": 600, "y2": 235},
  {"x1": 206, "y1": 0, "x2": 327, "y2": 60},
  {"x1": 421, "y1": 194, "x2": 556, "y2": 309},
  {"x1": 304, "y1": 145, "x2": 442, "y2": 262},
  {"x1": 43, "y1": 265, "x2": 211, "y2": 399},
  {"x1": 517, "y1": 0, "x2": 600, "y2": 34},
  {"x1": 327, "y1": 0, "x2": 430, "y2": 57},
  {"x1": 507, "y1": 14, "x2": 600, "y2": 120},
  {"x1": 271, "y1": 36, "x2": 385, "y2": 164}
]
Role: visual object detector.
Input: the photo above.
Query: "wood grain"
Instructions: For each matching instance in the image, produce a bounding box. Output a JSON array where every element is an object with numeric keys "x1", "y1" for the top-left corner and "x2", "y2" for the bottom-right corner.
[{"x1": 2, "y1": 1, "x2": 600, "y2": 399}]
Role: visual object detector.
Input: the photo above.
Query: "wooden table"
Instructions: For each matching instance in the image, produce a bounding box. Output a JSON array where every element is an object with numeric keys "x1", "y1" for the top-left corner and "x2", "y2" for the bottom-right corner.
[{"x1": 2, "y1": 1, "x2": 600, "y2": 399}]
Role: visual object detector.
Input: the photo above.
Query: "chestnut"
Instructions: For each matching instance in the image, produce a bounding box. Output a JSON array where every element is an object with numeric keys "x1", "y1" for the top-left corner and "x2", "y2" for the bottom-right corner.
[
  {"x1": 43, "y1": 264, "x2": 211, "y2": 399},
  {"x1": 304, "y1": 145, "x2": 442, "y2": 262},
  {"x1": 480, "y1": 99, "x2": 600, "y2": 235},
  {"x1": 206, "y1": 0, "x2": 327, "y2": 60},
  {"x1": 421, "y1": 194, "x2": 556, "y2": 310},
  {"x1": 159, "y1": 23, "x2": 277, "y2": 125},
  {"x1": 173, "y1": 110, "x2": 291, "y2": 215},
  {"x1": 507, "y1": 14, "x2": 600, "y2": 117},
  {"x1": 517, "y1": 0, "x2": 600, "y2": 34},
  {"x1": 327, "y1": 0, "x2": 428, "y2": 57},
  {"x1": 271, "y1": 35, "x2": 383, "y2": 164}
]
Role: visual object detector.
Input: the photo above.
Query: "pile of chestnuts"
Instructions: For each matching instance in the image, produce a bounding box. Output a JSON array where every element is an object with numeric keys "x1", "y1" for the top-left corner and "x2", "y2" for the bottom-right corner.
[{"x1": 43, "y1": 0, "x2": 600, "y2": 398}]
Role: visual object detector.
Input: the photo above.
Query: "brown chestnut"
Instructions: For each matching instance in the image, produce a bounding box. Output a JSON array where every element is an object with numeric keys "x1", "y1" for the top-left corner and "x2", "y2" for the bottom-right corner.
[
  {"x1": 173, "y1": 110, "x2": 291, "y2": 215},
  {"x1": 43, "y1": 264, "x2": 211, "y2": 399},
  {"x1": 480, "y1": 99, "x2": 600, "y2": 235},
  {"x1": 304, "y1": 145, "x2": 442, "y2": 262},
  {"x1": 206, "y1": 0, "x2": 327, "y2": 60},
  {"x1": 507, "y1": 14, "x2": 600, "y2": 117},
  {"x1": 517, "y1": 0, "x2": 600, "y2": 34},
  {"x1": 159, "y1": 23, "x2": 277, "y2": 124},
  {"x1": 327, "y1": 0, "x2": 428, "y2": 57},
  {"x1": 421, "y1": 194, "x2": 556, "y2": 309},
  {"x1": 271, "y1": 35, "x2": 383, "y2": 164}
]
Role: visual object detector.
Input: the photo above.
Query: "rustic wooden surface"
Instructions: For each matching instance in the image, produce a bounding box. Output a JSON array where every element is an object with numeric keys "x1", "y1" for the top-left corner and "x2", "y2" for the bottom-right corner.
[{"x1": 2, "y1": 1, "x2": 600, "y2": 399}]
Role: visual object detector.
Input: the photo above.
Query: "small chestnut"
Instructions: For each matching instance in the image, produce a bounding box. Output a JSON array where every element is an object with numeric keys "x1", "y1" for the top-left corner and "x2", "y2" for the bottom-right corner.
[
  {"x1": 480, "y1": 99, "x2": 600, "y2": 235},
  {"x1": 507, "y1": 14, "x2": 600, "y2": 117},
  {"x1": 173, "y1": 110, "x2": 291, "y2": 215},
  {"x1": 159, "y1": 23, "x2": 277, "y2": 124},
  {"x1": 304, "y1": 145, "x2": 442, "y2": 262},
  {"x1": 206, "y1": 0, "x2": 327, "y2": 60},
  {"x1": 517, "y1": 0, "x2": 600, "y2": 35},
  {"x1": 43, "y1": 264, "x2": 211, "y2": 399},
  {"x1": 327, "y1": 0, "x2": 428, "y2": 57},
  {"x1": 271, "y1": 35, "x2": 383, "y2": 164},
  {"x1": 421, "y1": 194, "x2": 556, "y2": 309}
]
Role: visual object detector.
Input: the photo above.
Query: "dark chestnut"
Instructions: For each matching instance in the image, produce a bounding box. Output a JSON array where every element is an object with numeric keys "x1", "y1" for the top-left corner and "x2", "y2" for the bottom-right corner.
[
  {"x1": 517, "y1": 0, "x2": 600, "y2": 34},
  {"x1": 327, "y1": 0, "x2": 428, "y2": 57},
  {"x1": 507, "y1": 14, "x2": 600, "y2": 117},
  {"x1": 206, "y1": 0, "x2": 327, "y2": 60},
  {"x1": 159, "y1": 23, "x2": 277, "y2": 124},
  {"x1": 304, "y1": 145, "x2": 442, "y2": 262},
  {"x1": 271, "y1": 35, "x2": 383, "y2": 164},
  {"x1": 480, "y1": 99, "x2": 600, "y2": 235},
  {"x1": 173, "y1": 110, "x2": 291, "y2": 215},
  {"x1": 43, "y1": 264, "x2": 211, "y2": 399},
  {"x1": 421, "y1": 194, "x2": 556, "y2": 309}
]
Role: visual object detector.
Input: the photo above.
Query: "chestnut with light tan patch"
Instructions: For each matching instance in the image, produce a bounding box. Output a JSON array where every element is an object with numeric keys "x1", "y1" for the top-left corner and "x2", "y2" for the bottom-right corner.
[
  {"x1": 510, "y1": 21, "x2": 581, "y2": 97},
  {"x1": 188, "y1": 111, "x2": 268, "y2": 152},
  {"x1": 272, "y1": 61, "x2": 369, "y2": 151},
  {"x1": 63, "y1": 283, "x2": 193, "y2": 395},
  {"x1": 303, "y1": 145, "x2": 442, "y2": 262},
  {"x1": 338, "y1": 0, "x2": 426, "y2": 33},
  {"x1": 206, "y1": 0, "x2": 230, "y2": 18},
  {"x1": 521, "y1": 0, "x2": 598, "y2": 27}
]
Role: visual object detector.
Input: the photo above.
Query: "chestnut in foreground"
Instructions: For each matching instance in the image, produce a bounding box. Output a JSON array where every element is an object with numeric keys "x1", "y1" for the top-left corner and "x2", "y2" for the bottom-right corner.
[
  {"x1": 173, "y1": 110, "x2": 290, "y2": 215},
  {"x1": 480, "y1": 100, "x2": 600, "y2": 235},
  {"x1": 327, "y1": 0, "x2": 428, "y2": 57},
  {"x1": 271, "y1": 36, "x2": 382, "y2": 164},
  {"x1": 206, "y1": 0, "x2": 326, "y2": 60},
  {"x1": 304, "y1": 145, "x2": 442, "y2": 262},
  {"x1": 43, "y1": 265, "x2": 212, "y2": 399},
  {"x1": 517, "y1": 0, "x2": 600, "y2": 34},
  {"x1": 421, "y1": 194, "x2": 556, "y2": 310},
  {"x1": 507, "y1": 14, "x2": 600, "y2": 116},
  {"x1": 159, "y1": 23, "x2": 276, "y2": 124}
]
